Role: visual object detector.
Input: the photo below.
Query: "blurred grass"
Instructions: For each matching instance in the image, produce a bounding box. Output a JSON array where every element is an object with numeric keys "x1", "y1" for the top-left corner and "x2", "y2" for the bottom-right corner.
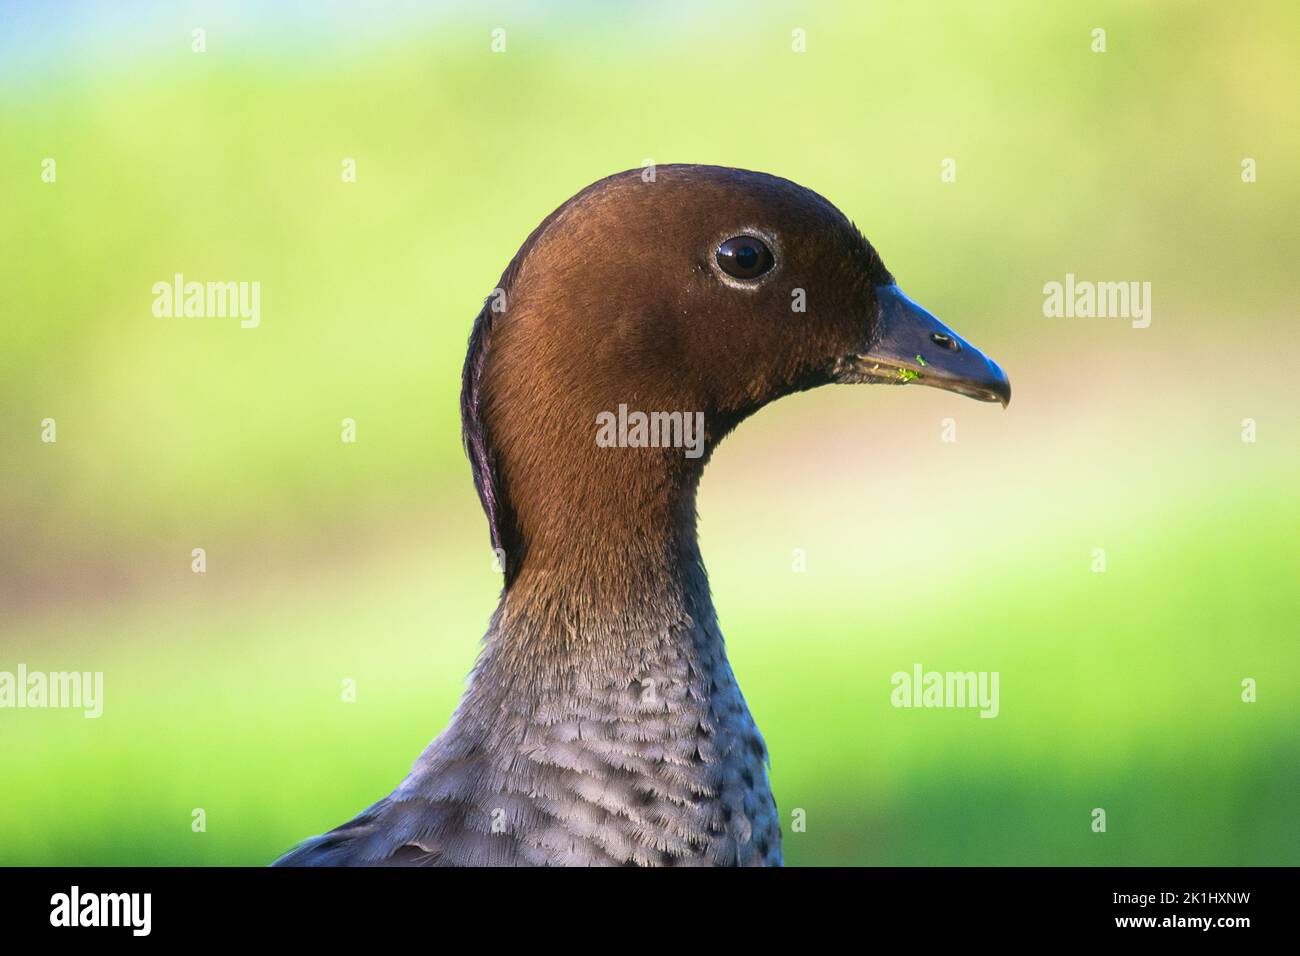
[{"x1": 1, "y1": 0, "x2": 1297, "y2": 865}]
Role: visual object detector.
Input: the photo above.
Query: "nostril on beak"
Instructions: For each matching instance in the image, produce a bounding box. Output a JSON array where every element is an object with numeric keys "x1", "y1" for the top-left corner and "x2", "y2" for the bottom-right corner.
[{"x1": 930, "y1": 332, "x2": 960, "y2": 352}]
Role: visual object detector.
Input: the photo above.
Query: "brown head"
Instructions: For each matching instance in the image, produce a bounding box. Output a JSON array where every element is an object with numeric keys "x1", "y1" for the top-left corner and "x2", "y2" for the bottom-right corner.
[{"x1": 462, "y1": 165, "x2": 1009, "y2": 612}]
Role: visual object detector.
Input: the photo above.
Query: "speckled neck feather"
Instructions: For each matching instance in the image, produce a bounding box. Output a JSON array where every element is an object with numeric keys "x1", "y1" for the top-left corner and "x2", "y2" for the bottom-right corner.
[{"x1": 277, "y1": 457, "x2": 780, "y2": 865}]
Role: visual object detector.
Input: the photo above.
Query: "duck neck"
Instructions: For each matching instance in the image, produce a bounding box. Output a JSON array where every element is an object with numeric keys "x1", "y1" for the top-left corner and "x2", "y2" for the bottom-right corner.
[
  {"x1": 431, "y1": 480, "x2": 778, "y2": 866},
  {"x1": 437, "y1": 458, "x2": 779, "y2": 865},
  {"x1": 498, "y1": 480, "x2": 710, "y2": 659},
  {"x1": 457, "y1": 468, "x2": 737, "y2": 720}
]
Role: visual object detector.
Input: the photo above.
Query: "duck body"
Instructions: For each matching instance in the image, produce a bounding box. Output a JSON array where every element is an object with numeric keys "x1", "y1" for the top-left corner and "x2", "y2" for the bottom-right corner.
[{"x1": 276, "y1": 165, "x2": 1008, "y2": 867}]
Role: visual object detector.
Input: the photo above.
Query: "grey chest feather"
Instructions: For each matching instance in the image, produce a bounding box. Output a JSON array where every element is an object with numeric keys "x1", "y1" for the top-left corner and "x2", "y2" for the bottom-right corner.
[{"x1": 281, "y1": 619, "x2": 781, "y2": 867}]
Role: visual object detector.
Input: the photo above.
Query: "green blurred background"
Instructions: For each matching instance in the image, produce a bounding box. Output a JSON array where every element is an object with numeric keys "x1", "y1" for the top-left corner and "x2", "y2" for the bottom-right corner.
[{"x1": 2, "y1": 1, "x2": 1297, "y2": 866}]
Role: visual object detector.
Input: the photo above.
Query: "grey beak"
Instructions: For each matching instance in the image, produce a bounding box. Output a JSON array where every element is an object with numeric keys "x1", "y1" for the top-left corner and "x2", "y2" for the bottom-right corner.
[{"x1": 837, "y1": 285, "x2": 1011, "y2": 407}]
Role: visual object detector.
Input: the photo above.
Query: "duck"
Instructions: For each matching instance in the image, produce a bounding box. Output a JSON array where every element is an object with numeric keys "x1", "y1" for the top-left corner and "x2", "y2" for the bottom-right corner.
[{"x1": 273, "y1": 164, "x2": 1010, "y2": 867}]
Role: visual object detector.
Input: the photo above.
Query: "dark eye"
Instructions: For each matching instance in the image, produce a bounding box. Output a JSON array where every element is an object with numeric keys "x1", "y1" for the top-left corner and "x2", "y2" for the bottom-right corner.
[{"x1": 716, "y1": 235, "x2": 774, "y2": 280}]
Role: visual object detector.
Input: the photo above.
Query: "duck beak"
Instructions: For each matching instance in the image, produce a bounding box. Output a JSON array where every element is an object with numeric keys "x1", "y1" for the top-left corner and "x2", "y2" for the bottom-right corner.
[{"x1": 836, "y1": 285, "x2": 1011, "y2": 407}]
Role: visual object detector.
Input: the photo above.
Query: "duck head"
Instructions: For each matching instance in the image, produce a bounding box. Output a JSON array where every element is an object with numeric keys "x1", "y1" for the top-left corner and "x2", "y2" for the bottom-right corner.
[{"x1": 464, "y1": 165, "x2": 1009, "y2": 595}]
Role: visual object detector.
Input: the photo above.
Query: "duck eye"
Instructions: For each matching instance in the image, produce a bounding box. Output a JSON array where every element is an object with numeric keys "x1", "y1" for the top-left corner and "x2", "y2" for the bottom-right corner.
[{"x1": 716, "y1": 235, "x2": 774, "y2": 281}]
